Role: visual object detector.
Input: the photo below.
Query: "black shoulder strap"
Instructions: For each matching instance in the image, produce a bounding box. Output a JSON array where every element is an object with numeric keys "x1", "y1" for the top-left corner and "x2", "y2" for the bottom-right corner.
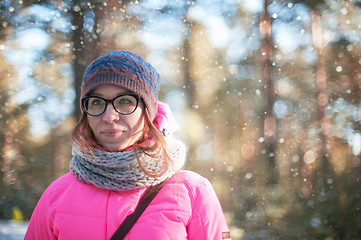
[{"x1": 110, "y1": 179, "x2": 168, "y2": 240}]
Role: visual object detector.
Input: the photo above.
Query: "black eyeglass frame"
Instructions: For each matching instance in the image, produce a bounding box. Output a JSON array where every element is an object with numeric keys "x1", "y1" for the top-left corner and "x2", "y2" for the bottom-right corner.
[{"x1": 81, "y1": 93, "x2": 140, "y2": 117}]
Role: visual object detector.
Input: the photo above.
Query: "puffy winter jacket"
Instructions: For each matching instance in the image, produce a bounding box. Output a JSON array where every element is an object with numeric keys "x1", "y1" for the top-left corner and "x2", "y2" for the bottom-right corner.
[{"x1": 25, "y1": 170, "x2": 230, "y2": 240}]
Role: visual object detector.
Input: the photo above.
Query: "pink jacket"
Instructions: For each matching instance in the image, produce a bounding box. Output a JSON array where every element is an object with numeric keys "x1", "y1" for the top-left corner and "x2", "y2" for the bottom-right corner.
[{"x1": 25, "y1": 170, "x2": 230, "y2": 240}]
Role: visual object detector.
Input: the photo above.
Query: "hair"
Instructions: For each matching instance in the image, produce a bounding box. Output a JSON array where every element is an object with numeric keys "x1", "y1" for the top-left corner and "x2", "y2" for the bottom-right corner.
[{"x1": 71, "y1": 107, "x2": 170, "y2": 178}]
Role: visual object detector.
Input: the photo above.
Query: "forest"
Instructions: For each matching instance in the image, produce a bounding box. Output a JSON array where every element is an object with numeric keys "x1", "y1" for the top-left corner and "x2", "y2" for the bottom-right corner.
[{"x1": 0, "y1": 0, "x2": 360, "y2": 239}]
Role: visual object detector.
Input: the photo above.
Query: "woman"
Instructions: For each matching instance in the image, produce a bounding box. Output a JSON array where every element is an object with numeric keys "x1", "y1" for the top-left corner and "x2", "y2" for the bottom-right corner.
[{"x1": 25, "y1": 51, "x2": 230, "y2": 239}]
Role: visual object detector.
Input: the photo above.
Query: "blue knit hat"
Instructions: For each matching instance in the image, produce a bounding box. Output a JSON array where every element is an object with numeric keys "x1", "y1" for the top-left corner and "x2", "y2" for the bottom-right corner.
[{"x1": 81, "y1": 51, "x2": 160, "y2": 120}]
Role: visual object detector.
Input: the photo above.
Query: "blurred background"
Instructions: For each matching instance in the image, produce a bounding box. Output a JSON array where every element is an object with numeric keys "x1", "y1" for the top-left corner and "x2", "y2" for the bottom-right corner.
[{"x1": 0, "y1": 0, "x2": 360, "y2": 239}]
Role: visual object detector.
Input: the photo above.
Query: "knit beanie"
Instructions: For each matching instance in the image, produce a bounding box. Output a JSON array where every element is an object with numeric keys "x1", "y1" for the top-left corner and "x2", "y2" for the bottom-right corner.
[{"x1": 81, "y1": 51, "x2": 160, "y2": 120}]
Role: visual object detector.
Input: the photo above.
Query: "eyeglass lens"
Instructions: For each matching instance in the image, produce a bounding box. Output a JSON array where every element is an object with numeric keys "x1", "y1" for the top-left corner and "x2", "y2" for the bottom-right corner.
[{"x1": 83, "y1": 95, "x2": 138, "y2": 116}]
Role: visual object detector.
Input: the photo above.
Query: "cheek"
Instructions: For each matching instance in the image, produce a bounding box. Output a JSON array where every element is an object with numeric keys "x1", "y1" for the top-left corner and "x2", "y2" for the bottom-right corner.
[
  {"x1": 129, "y1": 114, "x2": 145, "y2": 132},
  {"x1": 87, "y1": 117, "x2": 99, "y2": 134},
  {"x1": 128, "y1": 107, "x2": 145, "y2": 129}
]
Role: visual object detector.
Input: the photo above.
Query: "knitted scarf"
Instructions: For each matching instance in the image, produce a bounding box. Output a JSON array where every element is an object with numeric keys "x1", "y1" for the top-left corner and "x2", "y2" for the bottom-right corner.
[{"x1": 70, "y1": 137, "x2": 186, "y2": 191}]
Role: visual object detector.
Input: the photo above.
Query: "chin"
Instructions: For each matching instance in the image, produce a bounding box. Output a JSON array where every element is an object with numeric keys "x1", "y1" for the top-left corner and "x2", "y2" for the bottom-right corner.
[{"x1": 101, "y1": 139, "x2": 137, "y2": 152}]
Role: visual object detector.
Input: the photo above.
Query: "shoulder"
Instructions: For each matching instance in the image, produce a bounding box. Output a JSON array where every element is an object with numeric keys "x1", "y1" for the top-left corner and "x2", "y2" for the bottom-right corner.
[
  {"x1": 170, "y1": 170, "x2": 209, "y2": 185},
  {"x1": 50, "y1": 172, "x2": 76, "y2": 186},
  {"x1": 42, "y1": 172, "x2": 107, "y2": 204},
  {"x1": 45, "y1": 172, "x2": 78, "y2": 194},
  {"x1": 38, "y1": 173, "x2": 76, "y2": 204},
  {"x1": 167, "y1": 170, "x2": 215, "y2": 198},
  {"x1": 35, "y1": 172, "x2": 112, "y2": 220}
]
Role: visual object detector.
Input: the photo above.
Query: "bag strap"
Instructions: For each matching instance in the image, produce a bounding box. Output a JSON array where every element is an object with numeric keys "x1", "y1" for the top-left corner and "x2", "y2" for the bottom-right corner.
[{"x1": 110, "y1": 179, "x2": 168, "y2": 240}]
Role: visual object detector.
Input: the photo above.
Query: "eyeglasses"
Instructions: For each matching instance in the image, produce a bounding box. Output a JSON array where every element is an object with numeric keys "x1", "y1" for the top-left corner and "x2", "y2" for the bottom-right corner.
[{"x1": 82, "y1": 93, "x2": 140, "y2": 116}]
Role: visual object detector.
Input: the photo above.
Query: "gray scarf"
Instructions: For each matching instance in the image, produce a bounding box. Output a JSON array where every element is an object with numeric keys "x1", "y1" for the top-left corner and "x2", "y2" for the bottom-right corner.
[{"x1": 70, "y1": 137, "x2": 186, "y2": 191}]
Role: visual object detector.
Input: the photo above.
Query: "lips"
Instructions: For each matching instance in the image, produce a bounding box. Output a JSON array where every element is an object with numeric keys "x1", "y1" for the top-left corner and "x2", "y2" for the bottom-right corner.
[{"x1": 101, "y1": 129, "x2": 124, "y2": 137}]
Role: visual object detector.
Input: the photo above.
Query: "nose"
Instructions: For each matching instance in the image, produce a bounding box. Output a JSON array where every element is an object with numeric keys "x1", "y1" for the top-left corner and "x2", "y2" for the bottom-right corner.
[{"x1": 102, "y1": 104, "x2": 120, "y2": 123}]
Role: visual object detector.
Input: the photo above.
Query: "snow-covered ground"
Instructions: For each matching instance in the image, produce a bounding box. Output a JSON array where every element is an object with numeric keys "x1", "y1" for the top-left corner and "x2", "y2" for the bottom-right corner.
[{"x1": 0, "y1": 220, "x2": 28, "y2": 240}]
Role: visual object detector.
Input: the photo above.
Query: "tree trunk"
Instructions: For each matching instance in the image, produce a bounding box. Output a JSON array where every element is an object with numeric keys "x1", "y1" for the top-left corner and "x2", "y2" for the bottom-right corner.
[
  {"x1": 311, "y1": 9, "x2": 349, "y2": 238},
  {"x1": 260, "y1": 0, "x2": 277, "y2": 184},
  {"x1": 71, "y1": 2, "x2": 86, "y2": 120},
  {"x1": 70, "y1": 0, "x2": 103, "y2": 120},
  {"x1": 182, "y1": 34, "x2": 197, "y2": 108},
  {"x1": 182, "y1": 3, "x2": 197, "y2": 108},
  {"x1": 310, "y1": 10, "x2": 332, "y2": 180}
]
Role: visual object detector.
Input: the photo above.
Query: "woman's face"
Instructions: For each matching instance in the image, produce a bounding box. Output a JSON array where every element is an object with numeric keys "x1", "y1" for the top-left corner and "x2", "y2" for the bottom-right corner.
[{"x1": 86, "y1": 85, "x2": 145, "y2": 152}]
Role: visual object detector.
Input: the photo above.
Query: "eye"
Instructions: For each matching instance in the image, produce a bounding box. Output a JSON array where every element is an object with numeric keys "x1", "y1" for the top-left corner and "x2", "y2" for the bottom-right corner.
[
  {"x1": 89, "y1": 98, "x2": 105, "y2": 106},
  {"x1": 115, "y1": 96, "x2": 136, "y2": 105},
  {"x1": 119, "y1": 98, "x2": 131, "y2": 104}
]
